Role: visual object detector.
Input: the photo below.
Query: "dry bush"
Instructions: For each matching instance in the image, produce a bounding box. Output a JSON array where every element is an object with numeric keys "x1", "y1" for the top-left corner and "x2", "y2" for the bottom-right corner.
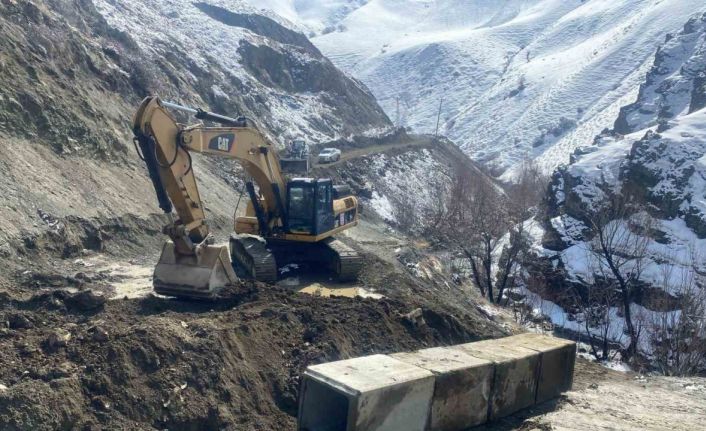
[
  {"x1": 646, "y1": 249, "x2": 706, "y2": 376},
  {"x1": 441, "y1": 165, "x2": 539, "y2": 304},
  {"x1": 583, "y1": 195, "x2": 653, "y2": 360}
]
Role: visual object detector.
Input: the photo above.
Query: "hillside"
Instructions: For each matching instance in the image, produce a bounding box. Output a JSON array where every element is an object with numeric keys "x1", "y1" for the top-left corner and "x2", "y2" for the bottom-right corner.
[
  {"x1": 0, "y1": 0, "x2": 390, "y2": 263},
  {"x1": 0, "y1": 1, "x2": 513, "y2": 429},
  {"x1": 252, "y1": 0, "x2": 706, "y2": 176},
  {"x1": 1, "y1": 1, "x2": 705, "y2": 430},
  {"x1": 527, "y1": 12, "x2": 706, "y2": 360}
]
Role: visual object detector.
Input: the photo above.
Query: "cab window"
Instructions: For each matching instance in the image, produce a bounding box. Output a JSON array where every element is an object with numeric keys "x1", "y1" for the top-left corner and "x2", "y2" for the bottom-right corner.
[{"x1": 287, "y1": 184, "x2": 315, "y2": 233}]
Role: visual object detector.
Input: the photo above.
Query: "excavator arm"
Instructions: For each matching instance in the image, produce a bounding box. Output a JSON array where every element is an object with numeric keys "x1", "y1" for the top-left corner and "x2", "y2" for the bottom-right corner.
[
  {"x1": 180, "y1": 125, "x2": 288, "y2": 236},
  {"x1": 132, "y1": 96, "x2": 286, "y2": 250},
  {"x1": 131, "y1": 96, "x2": 288, "y2": 298}
]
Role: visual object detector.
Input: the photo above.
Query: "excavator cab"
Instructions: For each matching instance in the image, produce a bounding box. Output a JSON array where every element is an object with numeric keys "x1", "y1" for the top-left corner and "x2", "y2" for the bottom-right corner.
[{"x1": 287, "y1": 179, "x2": 334, "y2": 235}]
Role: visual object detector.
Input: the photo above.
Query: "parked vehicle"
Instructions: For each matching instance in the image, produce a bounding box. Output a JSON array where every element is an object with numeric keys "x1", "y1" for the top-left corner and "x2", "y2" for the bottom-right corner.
[{"x1": 318, "y1": 148, "x2": 342, "y2": 163}]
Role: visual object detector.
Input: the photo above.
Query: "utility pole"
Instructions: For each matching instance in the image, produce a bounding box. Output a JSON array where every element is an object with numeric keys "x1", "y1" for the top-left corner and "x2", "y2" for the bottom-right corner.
[{"x1": 434, "y1": 97, "x2": 443, "y2": 141}]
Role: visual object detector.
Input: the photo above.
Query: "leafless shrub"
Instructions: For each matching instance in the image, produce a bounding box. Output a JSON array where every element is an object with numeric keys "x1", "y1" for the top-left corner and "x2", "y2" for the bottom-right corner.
[
  {"x1": 645, "y1": 248, "x2": 706, "y2": 376},
  {"x1": 583, "y1": 195, "x2": 653, "y2": 360},
  {"x1": 507, "y1": 159, "x2": 549, "y2": 219},
  {"x1": 440, "y1": 166, "x2": 538, "y2": 304},
  {"x1": 513, "y1": 273, "x2": 552, "y2": 328},
  {"x1": 570, "y1": 265, "x2": 626, "y2": 361}
]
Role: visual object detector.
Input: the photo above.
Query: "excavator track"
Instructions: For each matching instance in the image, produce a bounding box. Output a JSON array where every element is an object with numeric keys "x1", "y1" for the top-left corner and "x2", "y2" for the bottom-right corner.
[
  {"x1": 229, "y1": 234, "x2": 278, "y2": 283},
  {"x1": 323, "y1": 238, "x2": 363, "y2": 282}
]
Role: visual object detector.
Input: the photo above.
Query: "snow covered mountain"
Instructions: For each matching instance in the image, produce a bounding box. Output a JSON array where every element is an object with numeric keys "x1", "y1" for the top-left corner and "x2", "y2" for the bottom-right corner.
[
  {"x1": 526, "y1": 13, "x2": 706, "y2": 354},
  {"x1": 250, "y1": 0, "x2": 706, "y2": 177},
  {"x1": 546, "y1": 12, "x2": 706, "y2": 253}
]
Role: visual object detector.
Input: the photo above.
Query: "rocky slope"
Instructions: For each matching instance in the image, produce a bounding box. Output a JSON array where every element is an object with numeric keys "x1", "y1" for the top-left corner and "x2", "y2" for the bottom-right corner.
[
  {"x1": 0, "y1": 0, "x2": 390, "y2": 278},
  {"x1": 0, "y1": 2, "x2": 516, "y2": 429},
  {"x1": 93, "y1": 0, "x2": 391, "y2": 143},
  {"x1": 528, "y1": 13, "x2": 706, "y2": 354}
]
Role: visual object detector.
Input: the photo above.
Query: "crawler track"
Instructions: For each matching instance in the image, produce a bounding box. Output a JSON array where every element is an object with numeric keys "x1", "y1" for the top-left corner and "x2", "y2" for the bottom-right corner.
[
  {"x1": 324, "y1": 238, "x2": 363, "y2": 281},
  {"x1": 230, "y1": 234, "x2": 278, "y2": 283}
]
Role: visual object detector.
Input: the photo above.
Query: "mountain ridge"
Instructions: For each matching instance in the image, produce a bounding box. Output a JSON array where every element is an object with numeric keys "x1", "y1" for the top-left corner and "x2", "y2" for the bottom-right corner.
[{"x1": 251, "y1": 0, "x2": 706, "y2": 177}]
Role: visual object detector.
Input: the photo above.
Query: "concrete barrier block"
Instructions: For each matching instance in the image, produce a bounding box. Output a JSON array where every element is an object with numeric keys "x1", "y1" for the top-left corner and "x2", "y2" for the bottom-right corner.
[
  {"x1": 454, "y1": 340, "x2": 540, "y2": 420},
  {"x1": 503, "y1": 333, "x2": 577, "y2": 403},
  {"x1": 391, "y1": 346, "x2": 494, "y2": 431},
  {"x1": 298, "y1": 354, "x2": 435, "y2": 431}
]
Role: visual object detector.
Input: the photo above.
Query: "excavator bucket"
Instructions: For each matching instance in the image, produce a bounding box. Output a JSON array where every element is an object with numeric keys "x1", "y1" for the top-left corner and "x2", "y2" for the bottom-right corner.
[
  {"x1": 280, "y1": 157, "x2": 310, "y2": 174},
  {"x1": 153, "y1": 241, "x2": 239, "y2": 299}
]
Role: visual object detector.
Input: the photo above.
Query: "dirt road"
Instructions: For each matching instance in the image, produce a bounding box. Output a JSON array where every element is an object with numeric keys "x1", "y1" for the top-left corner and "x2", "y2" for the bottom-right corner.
[{"x1": 312, "y1": 135, "x2": 436, "y2": 169}]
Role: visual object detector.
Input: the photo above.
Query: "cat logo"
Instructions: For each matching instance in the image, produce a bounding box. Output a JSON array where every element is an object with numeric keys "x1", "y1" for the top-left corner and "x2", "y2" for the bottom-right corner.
[
  {"x1": 208, "y1": 133, "x2": 235, "y2": 152},
  {"x1": 217, "y1": 136, "x2": 230, "y2": 151}
]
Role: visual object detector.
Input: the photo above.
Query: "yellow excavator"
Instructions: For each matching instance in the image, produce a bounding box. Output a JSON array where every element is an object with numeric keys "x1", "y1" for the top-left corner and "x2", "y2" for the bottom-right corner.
[{"x1": 132, "y1": 96, "x2": 361, "y2": 299}]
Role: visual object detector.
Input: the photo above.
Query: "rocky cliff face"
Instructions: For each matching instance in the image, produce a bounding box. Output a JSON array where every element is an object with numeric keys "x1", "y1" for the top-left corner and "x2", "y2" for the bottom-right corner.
[
  {"x1": 615, "y1": 13, "x2": 706, "y2": 134},
  {"x1": 545, "y1": 13, "x2": 706, "y2": 250},
  {"x1": 0, "y1": 0, "x2": 390, "y2": 159},
  {"x1": 526, "y1": 14, "x2": 706, "y2": 348},
  {"x1": 93, "y1": 0, "x2": 390, "y2": 144}
]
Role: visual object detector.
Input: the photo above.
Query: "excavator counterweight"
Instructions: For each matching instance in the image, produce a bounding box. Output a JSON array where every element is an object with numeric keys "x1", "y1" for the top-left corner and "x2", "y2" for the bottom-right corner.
[{"x1": 132, "y1": 96, "x2": 361, "y2": 299}]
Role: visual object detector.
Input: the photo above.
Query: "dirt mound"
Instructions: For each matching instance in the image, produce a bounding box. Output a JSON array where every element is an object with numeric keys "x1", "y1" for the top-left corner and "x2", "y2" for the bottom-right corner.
[{"x1": 0, "y1": 280, "x2": 504, "y2": 430}]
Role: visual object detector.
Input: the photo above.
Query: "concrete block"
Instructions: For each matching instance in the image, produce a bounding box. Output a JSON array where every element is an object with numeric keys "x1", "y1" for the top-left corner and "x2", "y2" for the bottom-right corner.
[
  {"x1": 298, "y1": 354, "x2": 435, "y2": 431},
  {"x1": 503, "y1": 333, "x2": 577, "y2": 403},
  {"x1": 454, "y1": 340, "x2": 540, "y2": 420},
  {"x1": 391, "y1": 346, "x2": 494, "y2": 431}
]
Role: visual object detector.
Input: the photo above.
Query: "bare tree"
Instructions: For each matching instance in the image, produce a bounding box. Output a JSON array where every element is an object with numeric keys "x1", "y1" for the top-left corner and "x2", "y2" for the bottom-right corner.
[
  {"x1": 441, "y1": 167, "x2": 538, "y2": 304},
  {"x1": 449, "y1": 171, "x2": 504, "y2": 302},
  {"x1": 584, "y1": 196, "x2": 653, "y2": 360},
  {"x1": 507, "y1": 159, "x2": 548, "y2": 217},
  {"x1": 571, "y1": 260, "x2": 625, "y2": 361},
  {"x1": 646, "y1": 248, "x2": 706, "y2": 376},
  {"x1": 496, "y1": 160, "x2": 547, "y2": 304},
  {"x1": 421, "y1": 172, "x2": 451, "y2": 234}
]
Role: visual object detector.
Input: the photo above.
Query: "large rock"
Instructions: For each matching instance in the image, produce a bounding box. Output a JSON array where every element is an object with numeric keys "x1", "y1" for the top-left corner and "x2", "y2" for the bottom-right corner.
[{"x1": 63, "y1": 290, "x2": 106, "y2": 311}]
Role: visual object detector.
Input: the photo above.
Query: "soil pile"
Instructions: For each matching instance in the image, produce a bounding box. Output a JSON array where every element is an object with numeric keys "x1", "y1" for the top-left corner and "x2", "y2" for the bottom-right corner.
[{"x1": 0, "y1": 282, "x2": 504, "y2": 430}]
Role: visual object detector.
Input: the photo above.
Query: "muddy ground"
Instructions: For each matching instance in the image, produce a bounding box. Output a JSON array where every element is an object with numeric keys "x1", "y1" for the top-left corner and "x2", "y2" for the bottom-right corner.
[
  {"x1": 3, "y1": 221, "x2": 705, "y2": 431},
  {"x1": 0, "y1": 207, "x2": 512, "y2": 430},
  {"x1": 4, "y1": 277, "x2": 705, "y2": 431},
  {"x1": 0, "y1": 282, "x2": 499, "y2": 430},
  {"x1": 1, "y1": 206, "x2": 705, "y2": 431}
]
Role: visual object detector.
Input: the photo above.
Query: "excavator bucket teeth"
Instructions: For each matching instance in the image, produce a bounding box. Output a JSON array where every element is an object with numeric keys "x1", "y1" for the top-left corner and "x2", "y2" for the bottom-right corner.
[{"x1": 153, "y1": 241, "x2": 239, "y2": 299}]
